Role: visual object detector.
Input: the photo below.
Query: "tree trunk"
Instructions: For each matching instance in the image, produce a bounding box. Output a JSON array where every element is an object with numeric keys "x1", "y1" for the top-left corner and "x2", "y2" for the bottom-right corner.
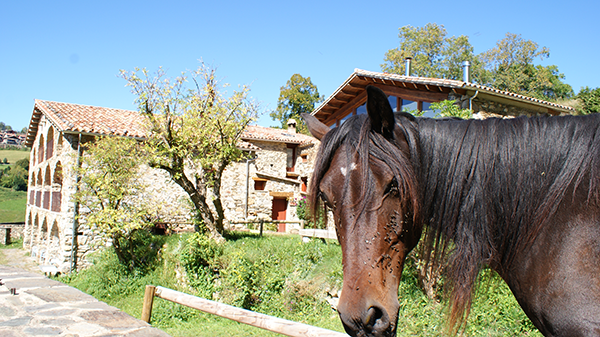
[{"x1": 169, "y1": 169, "x2": 225, "y2": 242}]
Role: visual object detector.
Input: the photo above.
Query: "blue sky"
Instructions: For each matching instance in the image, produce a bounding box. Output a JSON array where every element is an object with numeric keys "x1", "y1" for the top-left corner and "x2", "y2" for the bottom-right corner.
[{"x1": 1, "y1": 0, "x2": 599, "y2": 131}]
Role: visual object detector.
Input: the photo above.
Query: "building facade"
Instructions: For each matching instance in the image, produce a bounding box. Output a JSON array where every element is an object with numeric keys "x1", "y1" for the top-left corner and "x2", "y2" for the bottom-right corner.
[{"x1": 23, "y1": 100, "x2": 318, "y2": 272}]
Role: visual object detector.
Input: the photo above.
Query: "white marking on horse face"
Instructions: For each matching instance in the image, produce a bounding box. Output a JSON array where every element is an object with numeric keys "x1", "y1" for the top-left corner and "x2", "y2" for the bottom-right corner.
[{"x1": 340, "y1": 162, "x2": 357, "y2": 177}]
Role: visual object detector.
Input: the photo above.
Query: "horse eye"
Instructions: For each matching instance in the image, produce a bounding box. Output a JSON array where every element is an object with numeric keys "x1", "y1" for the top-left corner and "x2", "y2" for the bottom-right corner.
[
  {"x1": 385, "y1": 177, "x2": 399, "y2": 196},
  {"x1": 319, "y1": 191, "x2": 334, "y2": 208}
]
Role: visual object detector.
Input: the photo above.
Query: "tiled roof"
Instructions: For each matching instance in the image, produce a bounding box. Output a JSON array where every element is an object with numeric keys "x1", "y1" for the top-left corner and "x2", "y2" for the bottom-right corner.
[
  {"x1": 354, "y1": 69, "x2": 575, "y2": 112},
  {"x1": 241, "y1": 125, "x2": 316, "y2": 145},
  {"x1": 25, "y1": 100, "x2": 316, "y2": 149},
  {"x1": 237, "y1": 140, "x2": 261, "y2": 151},
  {"x1": 26, "y1": 100, "x2": 146, "y2": 147}
]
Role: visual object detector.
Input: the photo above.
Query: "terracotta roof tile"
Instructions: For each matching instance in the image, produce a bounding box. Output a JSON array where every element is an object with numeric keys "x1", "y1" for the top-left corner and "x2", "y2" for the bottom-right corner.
[
  {"x1": 241, "y1": 125, "x2": 316, "y2": 145},
  {"x1": 36, "y1": 100, "x2": 146, "y2": 137}
]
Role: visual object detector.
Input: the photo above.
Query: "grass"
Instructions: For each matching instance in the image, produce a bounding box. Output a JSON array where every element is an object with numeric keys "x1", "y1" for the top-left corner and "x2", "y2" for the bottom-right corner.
[
  {"x1": 0, "y1": 187, "x2": 27, "y2": 223},
  {"x1": 57, "y1": 232, "x2": 542, "y2": 337},
  {"x1": 0, "y1": 149, "x2": 29, "y2": 168}
]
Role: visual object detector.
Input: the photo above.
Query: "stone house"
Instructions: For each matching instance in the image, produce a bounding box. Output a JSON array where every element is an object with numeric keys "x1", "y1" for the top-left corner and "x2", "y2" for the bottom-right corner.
[
  {"x1": 23, "y1": 100, "x2": 318, "y2": 273},
  {"x1": 311, "y1": 68, "x2": 575, "y2": 126}
]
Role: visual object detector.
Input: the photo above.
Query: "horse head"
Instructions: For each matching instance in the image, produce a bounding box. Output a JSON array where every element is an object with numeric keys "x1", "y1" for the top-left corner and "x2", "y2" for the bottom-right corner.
[{"x1": 303, "y1": 86, "x2": 422, "y2": 337}]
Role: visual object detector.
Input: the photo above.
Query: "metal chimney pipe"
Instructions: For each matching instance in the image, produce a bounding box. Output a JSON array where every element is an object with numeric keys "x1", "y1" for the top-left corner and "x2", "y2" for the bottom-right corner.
[
  {"x1": 462, "y1": 61, "x2": 470, "y2": 83},
  {"x1": 405, "y1": 57, "x2": 412, "y2": 76}
]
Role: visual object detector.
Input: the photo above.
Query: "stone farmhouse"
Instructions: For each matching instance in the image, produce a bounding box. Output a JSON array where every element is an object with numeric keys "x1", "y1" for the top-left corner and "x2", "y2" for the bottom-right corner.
[
  {"x1": 23, "y1": 99, "x2": 318, "y2": 273},
  {"x1": 311, "y1": 68, "x2": 575, "y2": 126},
  {"x1": 0, "y1": 130, "x2": 26, "y2": 148}
]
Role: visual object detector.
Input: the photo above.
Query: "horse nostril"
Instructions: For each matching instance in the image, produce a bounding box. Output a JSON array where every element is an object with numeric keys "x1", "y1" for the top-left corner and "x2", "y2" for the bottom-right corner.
[{"x1": 364, "y1": 306, "x2": 385, "y2": 331}]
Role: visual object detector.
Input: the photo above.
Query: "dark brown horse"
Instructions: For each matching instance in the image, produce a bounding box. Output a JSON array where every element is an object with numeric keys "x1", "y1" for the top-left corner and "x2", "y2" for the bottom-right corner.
[{"x1": 303, "y1": 86, "x2": 600, "y2": 337}]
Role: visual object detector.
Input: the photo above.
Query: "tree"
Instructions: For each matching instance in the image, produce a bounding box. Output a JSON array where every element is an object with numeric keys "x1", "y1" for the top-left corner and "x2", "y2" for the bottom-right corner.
[
  {"x1": 381, "y1": 23, "x2": 482, "y2": 81},
  {"x1": 576, "y1": 86, "x2": 600, "y2": 114},
  {"x1": 382, "y1": 25, "x2": 573, "y2": 102},
  {"x1": 121, "y1": 65, "x2": 259, "y2": 242},
  {"x1": 270, "y1": 74, "x2": 323, "y2": 134},
  {"x1": 75, "y1": 136, "x2": 152, "y2": 270},
  {"x1": 479, "y1": 33, "x2": 573, "y2": 100}
]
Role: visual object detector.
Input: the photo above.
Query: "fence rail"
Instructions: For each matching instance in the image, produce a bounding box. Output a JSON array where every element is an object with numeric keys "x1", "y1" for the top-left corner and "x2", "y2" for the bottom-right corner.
[{"x1": 142, "y1": 285, "x2": 348, "y2": 337}]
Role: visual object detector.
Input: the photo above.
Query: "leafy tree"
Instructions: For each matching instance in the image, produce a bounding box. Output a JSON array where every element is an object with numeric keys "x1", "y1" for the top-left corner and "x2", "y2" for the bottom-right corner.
[
  {"x1": 270, "y1": 74, "x2": 323, "y2": 134},
  {"x1": 382, "y1": 25, "x2": 573, "y2": 102},
  {"x1": 576, "y1": 86, "x2": 600, "y2": 114},
  {"x1": 121, "y1": 64, "x2": 259, "y2": 242},
  {"x1": 479, "y1": 33, "x2": 573, "y2": 100},
  {"x1": 382, "y1": 23, "x2": 482, "y2": 81},
  {"x1": 75, "y1": 136, "x2": 152, "y2": 270}
]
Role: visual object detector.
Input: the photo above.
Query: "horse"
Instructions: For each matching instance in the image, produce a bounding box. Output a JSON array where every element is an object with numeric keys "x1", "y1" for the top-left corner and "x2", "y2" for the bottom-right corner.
[{"x1": 302, "y1": 86, "x2": 600, "y2": 337}]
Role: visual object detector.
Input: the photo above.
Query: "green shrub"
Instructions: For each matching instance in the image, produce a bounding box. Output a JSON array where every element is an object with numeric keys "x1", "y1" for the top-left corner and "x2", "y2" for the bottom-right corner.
[
  {"x1": 179, "y1": 232, "x2": 223, "y2": 297},
  {"x1": 296, "y1": 196, "x2": 325, "y2": 229}
]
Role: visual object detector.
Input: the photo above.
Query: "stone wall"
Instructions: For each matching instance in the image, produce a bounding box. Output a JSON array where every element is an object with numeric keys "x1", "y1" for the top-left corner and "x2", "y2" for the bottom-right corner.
[{"x1": 0, "y1": 224, "x2": 24, "y2": 244}]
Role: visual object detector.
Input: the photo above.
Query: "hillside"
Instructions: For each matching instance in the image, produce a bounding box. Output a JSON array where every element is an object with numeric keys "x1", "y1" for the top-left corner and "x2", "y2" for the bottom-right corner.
[{"x1": 0, "y1": 187, "x2": 27, "y2": 222}]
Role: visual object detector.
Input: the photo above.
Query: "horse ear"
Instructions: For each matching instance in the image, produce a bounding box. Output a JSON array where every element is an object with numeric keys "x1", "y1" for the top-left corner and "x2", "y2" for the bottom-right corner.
[
  {"x1": 301, "y1": 113, "x2": 329, "y2": 140},
  {"x1": 366, "y1": 85, "x2": 395, "y2": 138}
]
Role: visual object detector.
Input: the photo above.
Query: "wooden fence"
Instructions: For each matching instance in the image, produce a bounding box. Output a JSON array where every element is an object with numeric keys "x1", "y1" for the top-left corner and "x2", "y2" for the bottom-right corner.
[{"x1": 142, "y1": 285, "x2": 348, "y2": 337}]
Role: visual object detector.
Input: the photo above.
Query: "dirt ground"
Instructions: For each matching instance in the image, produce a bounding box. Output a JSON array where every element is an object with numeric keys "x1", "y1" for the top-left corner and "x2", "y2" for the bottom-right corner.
[{"x1": 0, "y1": 247, "x2": 41, "y2": 274}]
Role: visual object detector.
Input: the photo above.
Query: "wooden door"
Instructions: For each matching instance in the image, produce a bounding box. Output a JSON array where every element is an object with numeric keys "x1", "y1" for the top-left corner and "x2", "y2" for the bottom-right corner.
[{"x1": 271, "y1": 198, "x2": 287, "y2": 232}]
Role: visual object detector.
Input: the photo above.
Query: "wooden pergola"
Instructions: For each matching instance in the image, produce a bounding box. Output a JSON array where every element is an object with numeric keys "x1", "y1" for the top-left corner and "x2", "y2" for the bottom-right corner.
[{"x1": 312, "y1": 69, "x2": 575, "y2": 127}]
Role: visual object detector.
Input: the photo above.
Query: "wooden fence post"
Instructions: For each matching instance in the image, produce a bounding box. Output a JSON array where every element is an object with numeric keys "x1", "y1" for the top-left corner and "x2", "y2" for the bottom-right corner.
[{"x1": 141, "y1": 285, "x2": 156, "y2": 323}]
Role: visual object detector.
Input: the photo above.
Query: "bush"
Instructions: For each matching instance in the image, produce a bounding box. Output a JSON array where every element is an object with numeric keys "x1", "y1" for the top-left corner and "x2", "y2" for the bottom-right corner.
[
  {"x1": 296, "y1": 196, "x2": 326, "y2": 229},
  {"x1": 0, "y1": 165, "x2": 27, "y2": 191}
]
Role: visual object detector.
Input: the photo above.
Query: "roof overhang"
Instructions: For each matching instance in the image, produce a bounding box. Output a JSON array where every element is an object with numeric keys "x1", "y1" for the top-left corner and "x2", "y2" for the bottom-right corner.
[{"x1": 312, "y1": 69, "x2": 576, "y2": 126}]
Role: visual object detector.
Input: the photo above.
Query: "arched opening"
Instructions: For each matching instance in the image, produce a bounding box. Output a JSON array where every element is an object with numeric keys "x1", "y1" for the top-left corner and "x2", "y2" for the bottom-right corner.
[
  {"x1": 35, "y1": 171, "x2": 42, "y2": 207},
  {"x1": 46, "y1": 126, "x2": 54, "y2": 160},
  {"x1": 39, "y1": 218, "x2": 48, "y2": 262},
  {"x1": 51, "y1": 162, "x2": 63, "y2": 212},
  {"x1": 38, "y1": 134, "x2": 45, "y2": 164},
  {"x1": 57, "y1": 132, "x2": 63, "y2": 148},
  {"x1": 43, "y1": 166, "x2": 51, "y2": 210},
  {"x1": 48, "y1": 221, "x2": 60, "y2": 265}
]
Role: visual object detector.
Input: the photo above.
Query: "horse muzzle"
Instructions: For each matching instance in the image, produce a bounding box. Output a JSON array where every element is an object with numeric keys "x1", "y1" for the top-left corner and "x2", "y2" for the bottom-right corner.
[{"x1": 337, "y1": 298, "x2": 399, "y2": 337}]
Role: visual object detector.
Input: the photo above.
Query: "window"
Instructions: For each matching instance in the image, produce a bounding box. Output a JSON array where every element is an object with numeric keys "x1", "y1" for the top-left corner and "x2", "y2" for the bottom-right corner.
[
  {"x1": 253, "y1": 178, "x2": 267, "y2": 191},
  {"x1": 286, "y1": 145, "x2": 297, "y2": 172}
]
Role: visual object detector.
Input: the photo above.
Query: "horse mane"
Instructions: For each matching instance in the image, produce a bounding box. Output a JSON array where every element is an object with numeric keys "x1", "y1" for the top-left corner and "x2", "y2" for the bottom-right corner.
[{"x1": 414, "y1": 113, "x2": 600, "y2": 331}]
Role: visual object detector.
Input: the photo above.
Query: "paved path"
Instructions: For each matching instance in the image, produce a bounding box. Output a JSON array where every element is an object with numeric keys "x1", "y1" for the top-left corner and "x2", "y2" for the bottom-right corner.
[{"x1": 0, "y1": 250, "x2": 171, "y2": 337}]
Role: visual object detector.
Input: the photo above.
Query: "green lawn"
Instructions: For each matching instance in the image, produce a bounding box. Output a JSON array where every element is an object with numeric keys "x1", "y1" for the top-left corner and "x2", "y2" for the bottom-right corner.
[
  {"x1": 0, "y1": 149, "x2": 30, "y2": 166},
  {"x1": 0, "y1": 187, "x2": 27, "y2": 223}
]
